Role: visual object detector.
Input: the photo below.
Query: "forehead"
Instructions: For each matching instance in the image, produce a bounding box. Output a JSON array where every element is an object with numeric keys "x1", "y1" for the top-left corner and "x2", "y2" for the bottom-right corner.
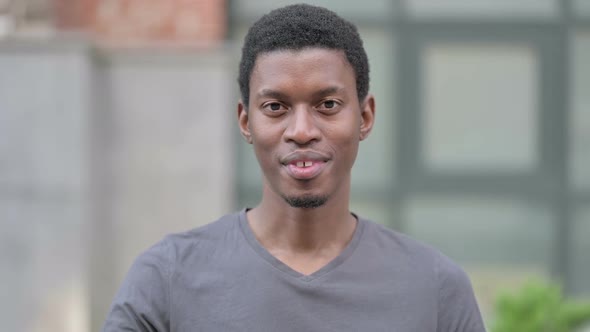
[{"x1": 249, "y1": 48, "x2": 356, "y2": 92}]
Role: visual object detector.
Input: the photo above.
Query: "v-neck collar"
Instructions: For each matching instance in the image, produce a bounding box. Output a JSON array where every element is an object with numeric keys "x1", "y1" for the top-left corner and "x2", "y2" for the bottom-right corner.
[{"x1": 238, "y1": 208, "x2": 365, "y2": 282}]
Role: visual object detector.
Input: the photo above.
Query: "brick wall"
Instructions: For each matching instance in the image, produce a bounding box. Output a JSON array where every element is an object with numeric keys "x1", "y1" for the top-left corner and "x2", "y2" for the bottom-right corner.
[{"x1": 54, "y1": 0, "x2": 226, "y2": 45}]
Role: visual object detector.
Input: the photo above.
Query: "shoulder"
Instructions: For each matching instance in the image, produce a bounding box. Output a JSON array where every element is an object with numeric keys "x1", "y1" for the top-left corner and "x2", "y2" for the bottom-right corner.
[
  {"x1": 125, "y1": 210, "x2": 242, "y2": 282},
  {"x1": 358, "y1": 217, "x2": 486, "y2": 331},
  {"x1": 364, "y1": 219, "x2": 477, "y2": 295},
  {"x1": 360, "y1": 218, "x2": 444, "y2": 266},
  {"x1": 162, "y1": 210, "x2": 242, "y2": 257},
  {"x1": 435, "y1": 252, "x2": 486, "y2": 331},
  {"x1": 167, "y1": 210, "x2": 241, "y2": 242},
  {"x1": 434, "y1": 250, "x2": 472, "y2": 293},
  {"x1": 126, "y1": 211, "x2": 241, "y2": 280},
  {"x1": 359, "y1": 217, "x2": 472, "y2": 273},
  {"x1": 103, "y1": 211, "x2": 243, "y2": 330}
]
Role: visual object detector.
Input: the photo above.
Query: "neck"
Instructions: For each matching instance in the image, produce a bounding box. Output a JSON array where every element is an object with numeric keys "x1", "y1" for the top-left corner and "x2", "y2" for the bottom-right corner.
[{"x1": 246, "y1": 181, "x2": 357, "y2": 254}]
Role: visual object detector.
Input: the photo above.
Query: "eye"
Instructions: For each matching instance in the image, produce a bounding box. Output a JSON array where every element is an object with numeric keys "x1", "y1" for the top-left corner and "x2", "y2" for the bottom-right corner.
[
  {"x1": 269, "y1": 103, "x2": 282, "y2": 111},
  {"x1": 323, "y1": 100, "x2": 336, "y2": 109},
  {"x1": 262, "y1": 102, "x2": 287, "y2": 115},
  {"x1": 317, "y1": 99, "x2": 340, "y2": 113}
]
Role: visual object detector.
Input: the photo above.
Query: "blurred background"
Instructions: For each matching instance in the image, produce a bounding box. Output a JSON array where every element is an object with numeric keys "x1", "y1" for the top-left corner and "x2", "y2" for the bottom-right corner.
[{"x1": 0, "y1": 0, "x2": 589, "y2": 331}]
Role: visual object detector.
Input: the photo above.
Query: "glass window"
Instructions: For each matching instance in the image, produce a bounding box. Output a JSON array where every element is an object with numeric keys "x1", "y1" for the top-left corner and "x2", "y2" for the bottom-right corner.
[
  {"x1": 571, "y1": 31, "x2": 590, "y2": 191},
  {"x1": 571, "y1": 205, "x2": 590, "y2": 296},
  {"x1": 404, "y1": 195, "x2": 554, "y2": 319},
  {"x1": 421, "y1": 43, "x2": 538, "y2": 173},
  {"x1": 405, "y1": 196, "x2": 554, "y2": 267},
  {"x1": 405, "y1": 0, "x2": 558, "y2": 19},
  {"x1": 350, "y1": 199, "x2": 396, "y2": 228},
  {"x1": 352, "y1": 28, "x2": 396, "y2": 190},
  {"x1": 573, "y1": 0, "x2": 590, "y2": 18}
]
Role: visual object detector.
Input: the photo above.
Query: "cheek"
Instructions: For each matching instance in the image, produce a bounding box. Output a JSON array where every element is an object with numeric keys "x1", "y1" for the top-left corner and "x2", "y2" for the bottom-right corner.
[
  {"x1": 249, "y1": 119, "x2": 275, "y2": 147},
  {"x1": 326, "y1": 116, "x2": 362, "y2": 146},
  {"x1": 250, "y1": 123, "x2": 281, "y2": 169},
  {"x1": 325, "y1": 127, "x2": 361, "y2": 166}
]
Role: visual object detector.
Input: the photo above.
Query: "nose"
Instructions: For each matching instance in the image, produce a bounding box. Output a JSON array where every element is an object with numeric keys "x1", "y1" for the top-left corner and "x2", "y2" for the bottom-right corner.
[{"x1": 283, "y1": 107, "x2": 321, "y2": 145}]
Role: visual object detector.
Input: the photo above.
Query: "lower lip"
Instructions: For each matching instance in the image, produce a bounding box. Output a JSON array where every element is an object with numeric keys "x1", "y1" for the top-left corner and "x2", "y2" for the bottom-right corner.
[{"x1": 285, "y1": 162, "x2": 327, "y2": 180}]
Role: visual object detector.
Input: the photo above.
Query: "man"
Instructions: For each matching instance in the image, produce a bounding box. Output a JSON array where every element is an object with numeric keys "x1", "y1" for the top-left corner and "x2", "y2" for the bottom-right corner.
[{"x1": 103, "y1": 4, "x2": 485, "y2": 331}]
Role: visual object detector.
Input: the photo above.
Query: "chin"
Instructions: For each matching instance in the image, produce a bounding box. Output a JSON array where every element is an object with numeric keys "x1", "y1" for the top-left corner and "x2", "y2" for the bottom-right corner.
[{"x1": 282, "y1": 194, "x2": 328, "y2": 209}]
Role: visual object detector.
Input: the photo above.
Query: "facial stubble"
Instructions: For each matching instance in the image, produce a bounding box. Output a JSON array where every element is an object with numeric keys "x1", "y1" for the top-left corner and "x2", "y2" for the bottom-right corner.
[{"x1": 282, "y1": 194, "x2": 328, "y2": 209}]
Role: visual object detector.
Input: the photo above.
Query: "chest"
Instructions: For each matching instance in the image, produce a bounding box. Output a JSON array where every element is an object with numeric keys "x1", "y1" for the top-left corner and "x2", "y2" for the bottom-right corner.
[{"x1": 169, "y1": 268, "x2": 437, "y2": 332}]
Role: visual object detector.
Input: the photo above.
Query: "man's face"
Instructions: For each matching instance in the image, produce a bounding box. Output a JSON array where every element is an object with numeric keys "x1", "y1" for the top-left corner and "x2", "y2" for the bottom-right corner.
[{"x1": 238, "y1": 48, "x2": 375, "y2": 208}]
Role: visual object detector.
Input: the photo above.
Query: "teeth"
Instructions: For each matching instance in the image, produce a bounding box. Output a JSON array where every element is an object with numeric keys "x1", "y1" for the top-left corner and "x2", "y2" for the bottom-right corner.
[{"x1": 295, "y1": 161, "x2": 314, "y2": 168}]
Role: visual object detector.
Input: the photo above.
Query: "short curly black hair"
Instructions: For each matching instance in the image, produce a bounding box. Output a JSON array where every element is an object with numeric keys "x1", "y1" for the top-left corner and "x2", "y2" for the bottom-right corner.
[{"x1": 238, "y1": 4, "x2": 370, "y2": 107}]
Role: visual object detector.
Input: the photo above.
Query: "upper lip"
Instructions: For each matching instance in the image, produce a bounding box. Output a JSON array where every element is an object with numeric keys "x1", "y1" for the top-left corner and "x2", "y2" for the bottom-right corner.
[{"x1": 280, "y1": 151, "x2": 330, "y2": 165}]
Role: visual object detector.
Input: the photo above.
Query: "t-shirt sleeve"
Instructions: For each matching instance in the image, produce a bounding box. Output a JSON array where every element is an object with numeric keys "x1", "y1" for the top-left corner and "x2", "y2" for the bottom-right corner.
[
  {"x1": 102, "y1": 239, "x2": 172, "y2": 332},
  {"x1": 436, "y1": 253, "x2": 486, "y2": 332}
]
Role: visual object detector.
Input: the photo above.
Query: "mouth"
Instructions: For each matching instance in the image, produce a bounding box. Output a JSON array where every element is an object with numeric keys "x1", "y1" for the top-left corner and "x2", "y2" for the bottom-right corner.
[
  {"x1": 293, "y1": 161, "x2": 318, "y2": 168},
  {"x1": 280, "y1": 151, "x2": 330, "y2": 180}
]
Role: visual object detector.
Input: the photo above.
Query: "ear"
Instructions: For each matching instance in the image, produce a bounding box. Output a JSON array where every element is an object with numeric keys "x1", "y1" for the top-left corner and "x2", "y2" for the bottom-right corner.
[
  {"x1": 359, "y1": 94, "x2": 375, "y2": 141},
  {"x1": 238, "y1": 100, "x2": 253, "y2": 144}
]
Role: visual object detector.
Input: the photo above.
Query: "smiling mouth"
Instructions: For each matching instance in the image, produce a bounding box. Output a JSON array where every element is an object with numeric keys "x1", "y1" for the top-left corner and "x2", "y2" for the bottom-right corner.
[
  {"x1": 280, "y1": 151, "x2": 331, "y2": 180},
  {"x1": 295, "y1": 161, "x2": 314, "y2": 168},
  {"x1": 284, "y1": 160, "x2": 327, "y2": 180}
]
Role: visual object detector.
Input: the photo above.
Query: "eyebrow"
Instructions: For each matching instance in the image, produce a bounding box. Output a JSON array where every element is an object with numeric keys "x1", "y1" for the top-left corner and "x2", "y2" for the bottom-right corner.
[
  {"x1": 312, "y1": 86, "x2": 345, "y2": 98},
  {"x1": 256, "y1": 86, "x2": 345, "y2": 100},
  {"x1": 256, "y1": 89, "x2": 289, "y2": 100}
]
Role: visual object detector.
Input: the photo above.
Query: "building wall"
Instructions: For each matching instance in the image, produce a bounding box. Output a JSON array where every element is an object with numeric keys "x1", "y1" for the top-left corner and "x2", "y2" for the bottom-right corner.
[
  {"x1": 0, "y1": 38, "x2": 235, "y2": 332},
  {"x1": 0, "y1": 39, "x2": 93, "y2": 332}
]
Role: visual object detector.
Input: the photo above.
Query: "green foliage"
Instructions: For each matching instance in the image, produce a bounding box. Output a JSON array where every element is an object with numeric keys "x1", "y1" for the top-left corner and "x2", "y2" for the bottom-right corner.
[{"x1": 491, "y1": 280, "x2": 590, "y2": 332}]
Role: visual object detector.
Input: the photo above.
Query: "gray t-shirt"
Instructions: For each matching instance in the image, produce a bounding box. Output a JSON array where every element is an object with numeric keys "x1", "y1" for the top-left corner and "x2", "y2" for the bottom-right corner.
[{"x1": 103, "y1": 210, "x2": 486, "y2": 331}]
